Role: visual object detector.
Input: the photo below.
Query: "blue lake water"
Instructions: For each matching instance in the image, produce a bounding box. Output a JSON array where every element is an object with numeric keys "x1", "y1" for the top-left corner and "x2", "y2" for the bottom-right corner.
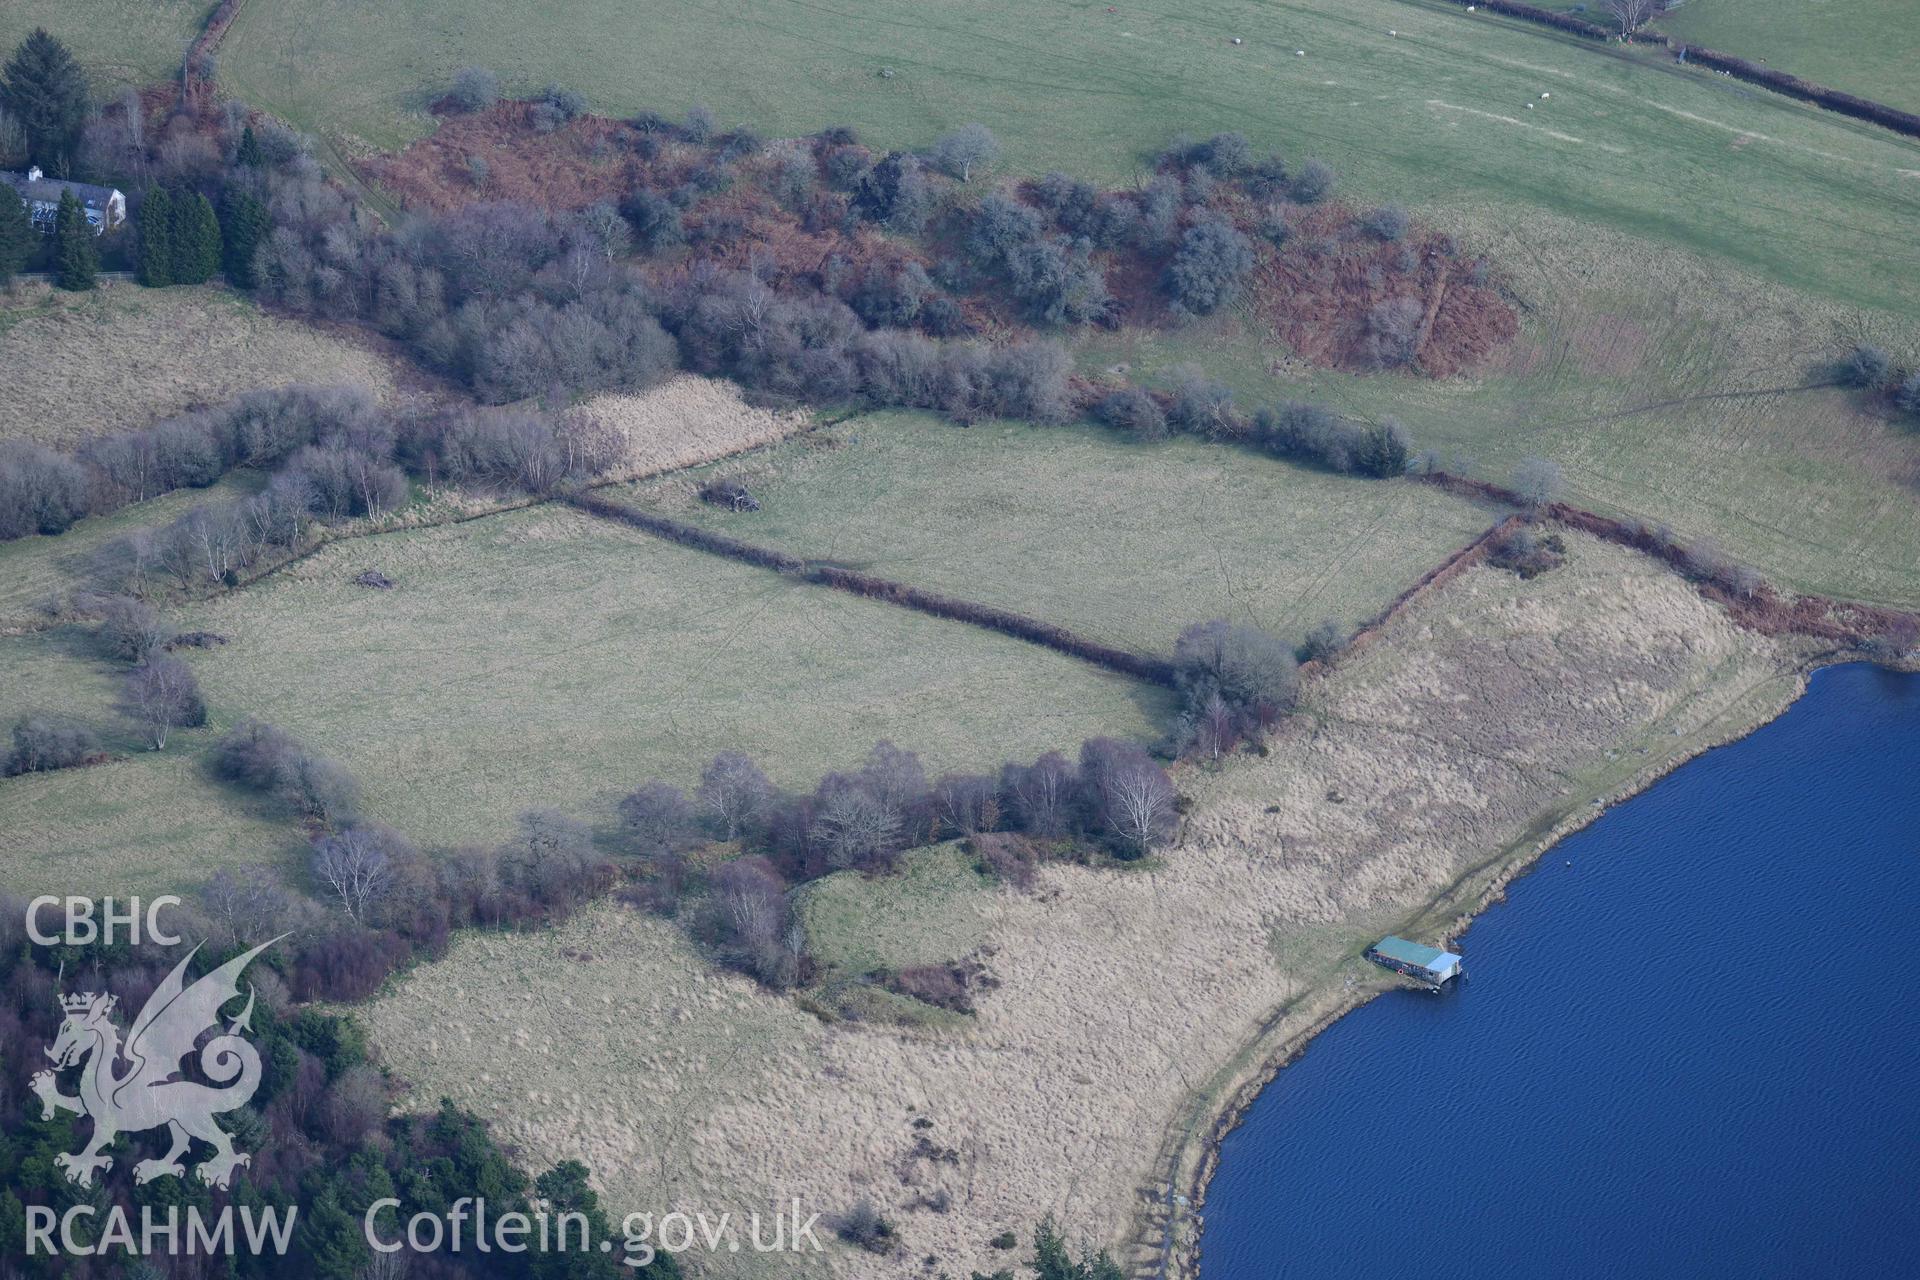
[{"x1": 1199, "y1": 663, "x2": 1920, "y2": 1280}]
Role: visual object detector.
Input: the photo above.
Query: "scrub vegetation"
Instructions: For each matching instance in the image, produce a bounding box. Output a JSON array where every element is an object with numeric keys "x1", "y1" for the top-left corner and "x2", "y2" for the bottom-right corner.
[{"x1": 0, "y1": 3, "x2": 1915, "y2": 1277}]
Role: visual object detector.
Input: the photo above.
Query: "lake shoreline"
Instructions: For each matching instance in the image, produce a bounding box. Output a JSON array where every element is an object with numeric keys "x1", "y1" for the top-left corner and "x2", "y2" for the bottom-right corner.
[
  {"x1": 1152, "y1": 645, "x2": 1904, "y2": 1280},
  {"x1": 364, "y1": 531, "x2": 1876, "y2": 1280}
]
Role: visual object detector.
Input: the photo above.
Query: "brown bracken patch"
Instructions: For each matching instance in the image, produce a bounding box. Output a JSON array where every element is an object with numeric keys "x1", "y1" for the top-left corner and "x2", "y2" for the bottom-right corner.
[
  {"x1": 362, "y1": 106, "x2": 1519, "y2": 379},
  {"x1": 1248, "y1": 199, "x2": 1518, "y2": 378}
]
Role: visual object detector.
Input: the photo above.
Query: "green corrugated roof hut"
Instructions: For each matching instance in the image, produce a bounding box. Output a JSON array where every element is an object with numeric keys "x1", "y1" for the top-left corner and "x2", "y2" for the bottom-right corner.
[{"x1": 1366, "y1": 935, "x2": 1463, "y2": 986}]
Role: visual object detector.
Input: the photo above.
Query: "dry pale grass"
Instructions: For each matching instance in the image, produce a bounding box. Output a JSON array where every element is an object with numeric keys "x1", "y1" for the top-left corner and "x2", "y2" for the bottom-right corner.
[
  {"x1": 573, "y1": 376, "x2": 812, "y2": 482},
  {"x1": 367, "y1": 533, "x2": 1805, "y2": 1278},
  {"x1": 0, "y1": 283, "x2": 399, "y2": 448}
]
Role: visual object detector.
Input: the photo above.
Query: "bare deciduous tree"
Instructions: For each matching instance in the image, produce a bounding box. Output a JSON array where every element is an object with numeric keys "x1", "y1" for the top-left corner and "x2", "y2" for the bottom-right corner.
[
  {"x1": 930, "y1": 123, "x2": 999, "y2": 182},
  {"x1": 311, "y1": 823, "x2": 406, "y2": 922},
  {"x1": 934, "y1": 773, "x2": 999, "y2": 838},
  {"x1": 320, "y1": 1063, "x2": 387, "y2": 1146},
  {"x1": 202, "y1": 866, "x2": 293, "y2": 946},
  {"x1": 1174, "y1": 619, "x2": 1300, "y2": 712},
  {"x1": 120, "y1": 657, "x2": 205, "y2": 749},
  {"x1": 811, "y1": 786, "x2": 901, "y2": 871},
  {"x1": 1511, "y1": 455, "x2": 1566, "y2": 509},
  {"x1": 500, "y1": 808, "x2": 601, "y2": 907},
  {"x1": 697, "y1": 751, "x2": 772, "y2": 840},
  {"x1": 856, "y1": 740, "x2": 926, "y2": 832},
  {"x1": 91, "y1": 593, "x2": 173, "y2": 663},
  {"x1": 1602, "y1": 0, "x2": 1665, "y2": 37},
  {"x1": 1005, "y1": 750, "x2": 1075, "y2": 838},
  {"x1": 1192, "y1": 693, "x2": 1238, "y2": 764},
  {"x1": 619, "y1": 780, "x2": 696, "y2": 854},
  {"x1": 448, "y1": 65, "x2": 501, "y2": 113},
  {"x1": 706, "y1": 856, "x2": 803, "y2": 988},
  {"x1": 1102, "y1": 757, "x2": 1178, "y2": 858}
]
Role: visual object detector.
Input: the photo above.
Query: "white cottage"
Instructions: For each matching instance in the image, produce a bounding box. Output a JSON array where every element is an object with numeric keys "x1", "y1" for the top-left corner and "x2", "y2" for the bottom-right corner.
[{"x1": 2, "y1": 166, "x2": 126, "y2": 234}]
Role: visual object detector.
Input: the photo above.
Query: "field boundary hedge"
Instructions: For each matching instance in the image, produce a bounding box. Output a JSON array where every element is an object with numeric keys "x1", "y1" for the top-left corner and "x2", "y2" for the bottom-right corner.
[
  {"x1": 1473, "y1": 0, "x2": 1616, "y2": 41},
  {"x1": 1415, "y1": 473, "x2": 1920, "y2": 645},
  {"x1": 1453, "y1": 1, "x2": 1920, "y2": 141},
  {"x1": 568, "y1": 491, "x2": 1179, "y2": 685},
  {"x1": 1673, "y1": 44, "x2": 1920, "y2": 140}
]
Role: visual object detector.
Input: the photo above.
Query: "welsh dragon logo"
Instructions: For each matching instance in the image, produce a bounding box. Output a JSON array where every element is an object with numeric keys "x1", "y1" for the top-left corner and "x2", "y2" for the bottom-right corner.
[{"x1": 31, "y1": 936, "x2": 284, "y2": 1189}]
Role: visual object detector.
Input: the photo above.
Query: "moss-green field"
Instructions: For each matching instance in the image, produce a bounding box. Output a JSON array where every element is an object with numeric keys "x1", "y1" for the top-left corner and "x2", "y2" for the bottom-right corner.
[
  {"x1": 0, "y1": 0, "x2": 203, "y2": 89},
  {"x1": 168, "y1": 505, "x2": 1169, "y2": 850},
  {"x1": 1652, "y1": 0, "x2": 1920, "y2": 116},
  {"x1": 800, "y1": 843, "x2": 996, "y2": 978},
  {"x1": 615, "y1": 414, "x2": 1499, "y2": 653},
  {"x1": 0, "y1": 627, "x2": 305, "y2": 895},
  {"x1": 0, "y1": 473, "x2": 266, "y2": 631},
  {"x1": 200, "y1": 0, "x2": 1920, "y2": 318},
  {"x1": 1081, "y1": 211, "x2": 1920, "y2": 609}
]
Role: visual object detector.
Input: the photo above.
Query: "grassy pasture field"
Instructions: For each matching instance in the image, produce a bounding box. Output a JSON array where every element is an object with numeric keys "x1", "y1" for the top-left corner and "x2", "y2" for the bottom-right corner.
[
  {"x1": 207, "y1": 0, "x2": 1920, "y2": 317},
  {"x1": 615, "y1": 414, "x2": 1499, "y2": 654},
  {"x1": 171, "y1": 504, "x2": 1170, "y2": 849},
  {"x1": 1082, "y1": 211, "x2": 1920, "y2": 609},
  {"x1": 799, "y1": 843, "x2": 995, "y2": 979},
  {"x1": 0, "y1": 472, "x2": 265, "y2": 631},
  {"x1": 1652, "y1": 0, "x2": 1920, "y2": 116},
  {"x1": 0, "y1": 0, "x2": 204, "y2": 90},
  {"x1": 0, "y1": 284, "x2": 399, "y2": 448},
  {"x1": 0, "y1": 627, "x2": 305, "y2": 895}
]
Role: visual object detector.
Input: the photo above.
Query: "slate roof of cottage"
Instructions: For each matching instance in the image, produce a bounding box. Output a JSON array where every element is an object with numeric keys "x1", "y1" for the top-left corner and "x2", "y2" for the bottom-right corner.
[{"x1": 1, "y1": 170, "x2": 122, "y2": 212}]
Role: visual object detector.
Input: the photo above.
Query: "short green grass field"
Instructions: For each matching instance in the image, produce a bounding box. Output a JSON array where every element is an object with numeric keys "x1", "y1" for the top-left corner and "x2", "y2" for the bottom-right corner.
[
  {"x1": 168, "y1": 504, "x2": 1169, "y2": 849},
  {"x1": 1652, "y1": 0, "x2": 1920, "y2": 116},
  {"x1": 0, "y1": 627, "x2": 306, "y2": 896},
  {"x1": 0, "y1": 473, "x2": 265, "y2": 631},
  {"x1": 614, "y1": 414, "x2": 1499, "y2": 654},
  {"x1": 0, "y1": 1, "x2": 204, "y2": 90},
  {"x1": 1080, "y1": 208, "x2": 1920, "y2": 610},
  {"x1": 800, "y1": 843, "x2": 995, "y2": 979},
  {"x1": 202, "y1": 0, "x2": 1920, "y2": 318}
]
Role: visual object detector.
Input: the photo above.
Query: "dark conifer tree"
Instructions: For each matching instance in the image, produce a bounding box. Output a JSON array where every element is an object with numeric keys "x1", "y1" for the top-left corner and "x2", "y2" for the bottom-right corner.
[
  {"x1": 177, "y1": 191, "x2": 221, "y2": 284},
  {"x1": 135, "y1": 185, "x2": 175, "y2": 287},
  {"x1": 0, "y1": 182, "x2": 32, "y2": 286},
  {"x1": 219, "y1": 188, "x2": 269, "y2": 287},
  {"x1": 0, "y1": 30, "x2": 89, "y2": 169},
  {"x1": 52, "y1": 188, "x2": 96, "y2": 290},
  {"x1": 236, "y1": 122, "x2": 264, "y2": 167}
]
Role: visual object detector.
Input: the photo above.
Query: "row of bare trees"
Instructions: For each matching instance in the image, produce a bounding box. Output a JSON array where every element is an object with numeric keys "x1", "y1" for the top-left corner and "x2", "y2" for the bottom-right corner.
[
  {"x1": 614, "y1": 736, "x2": 1179, "y2": 987},
  {"x1": 0, "y1": 386, "x2": 397, "y2": 544}
]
